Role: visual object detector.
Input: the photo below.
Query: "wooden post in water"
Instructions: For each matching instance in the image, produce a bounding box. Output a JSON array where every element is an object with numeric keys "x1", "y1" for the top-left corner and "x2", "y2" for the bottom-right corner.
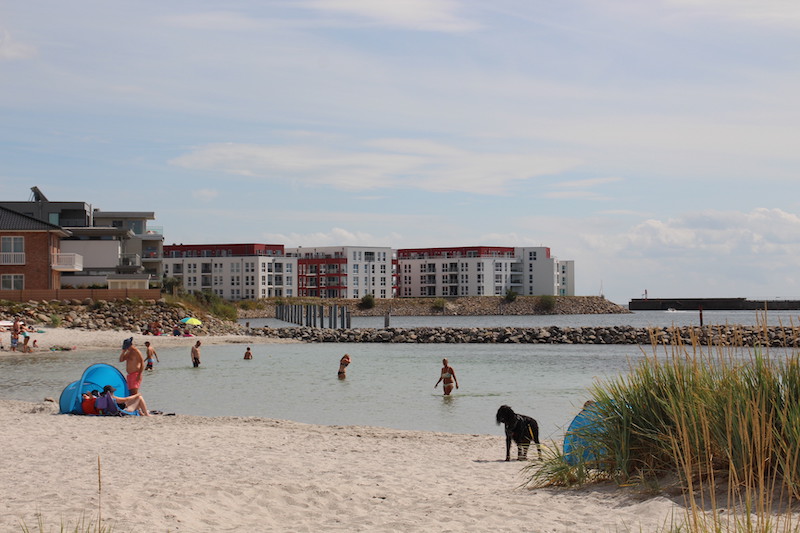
[
  {"x1": 346, "y1": 310, "x2": 351, "y2": 329},
  {"x1": 339, "y1": 306, "x2": 346, "y2": 329},
  {"x1": 384, "y1": 311, "x2": 390, "y2": 328},
  {"x1": 699, "y1": 304, "x2": 704, "y2": 327}
]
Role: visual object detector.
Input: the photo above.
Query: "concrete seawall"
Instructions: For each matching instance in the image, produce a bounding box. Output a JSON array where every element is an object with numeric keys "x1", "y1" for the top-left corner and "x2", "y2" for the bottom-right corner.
[{"x1": 249, "y1": 325, "x2": 800, "y2": 347}]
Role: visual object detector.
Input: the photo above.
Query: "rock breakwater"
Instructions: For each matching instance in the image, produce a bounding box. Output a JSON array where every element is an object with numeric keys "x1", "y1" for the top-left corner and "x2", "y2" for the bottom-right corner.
[
  {"x1": 0, "y1": 299, "x2": 246, "y2": 336},
  {"x1": 238, "y1": 296, "x2": 631, "y2": 318},
  {"x1": 247, "y1": 324, "x2": 800, "y2": 347}
]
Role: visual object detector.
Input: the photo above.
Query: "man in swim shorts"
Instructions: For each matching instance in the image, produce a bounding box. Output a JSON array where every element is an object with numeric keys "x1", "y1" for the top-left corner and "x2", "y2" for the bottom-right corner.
[
  {"x1": 144, "y1": 341, "x2": 159, "y2": 370},
  {"x1": 119, "y1": 337, "x2": 145, "y2": 394},
  {"x1": 191, "y1": 340, "x2": 201, "y2": 367}
]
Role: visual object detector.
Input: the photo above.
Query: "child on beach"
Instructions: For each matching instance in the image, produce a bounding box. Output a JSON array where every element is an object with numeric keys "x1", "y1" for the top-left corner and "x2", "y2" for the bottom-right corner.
[{"x1": 144, "y1": 341, "x2": 159, "y2": 370}]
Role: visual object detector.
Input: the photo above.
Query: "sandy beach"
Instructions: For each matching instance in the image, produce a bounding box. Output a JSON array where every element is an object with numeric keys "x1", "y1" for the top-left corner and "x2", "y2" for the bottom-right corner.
[
  {"x1": 0, "y1": 326, "x2": 296, "y2": 354},
  {"x1": 0, "y1": 327, "x2": 682, "y2": 532}
]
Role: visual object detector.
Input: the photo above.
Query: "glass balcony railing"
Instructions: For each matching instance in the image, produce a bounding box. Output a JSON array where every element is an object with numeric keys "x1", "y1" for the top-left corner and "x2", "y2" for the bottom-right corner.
[{"x1": 119, "y1": 254, "x2": 142, "y2": 268}]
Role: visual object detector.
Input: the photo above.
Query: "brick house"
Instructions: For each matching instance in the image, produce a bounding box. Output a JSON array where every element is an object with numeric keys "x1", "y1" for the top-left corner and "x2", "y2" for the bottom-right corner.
[{"x1": 0, "y1": 206, "x2": 82, "y2": 291}]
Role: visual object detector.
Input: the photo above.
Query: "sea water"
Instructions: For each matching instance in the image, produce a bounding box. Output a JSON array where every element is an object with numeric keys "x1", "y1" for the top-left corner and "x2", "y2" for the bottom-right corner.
[
  {"x1": 245, "y1": 309, "x2": 800, "y2": 329},
  {"x1": 1, "y1": 309, "x2": 796, "y2": 438},
  {"x1": 0, "y1": 342, "x2": 652, "y2": 438}
]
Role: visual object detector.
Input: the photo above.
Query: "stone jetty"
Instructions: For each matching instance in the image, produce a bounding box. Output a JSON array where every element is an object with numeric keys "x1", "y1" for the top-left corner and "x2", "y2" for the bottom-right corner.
[{"x1": 246, "y1": 324, "x2": 800, "y2": 348}]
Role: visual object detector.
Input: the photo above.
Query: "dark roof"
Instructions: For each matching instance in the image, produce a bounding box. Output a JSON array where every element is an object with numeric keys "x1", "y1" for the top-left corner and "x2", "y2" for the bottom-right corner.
[{"x1": 0, "y1": 206, "x2": 71, "y2": 235}]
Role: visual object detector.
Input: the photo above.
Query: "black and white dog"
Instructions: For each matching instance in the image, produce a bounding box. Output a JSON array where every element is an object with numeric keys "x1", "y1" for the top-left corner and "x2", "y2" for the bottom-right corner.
[{"x1": 496, "y1": 405, "x2": 542, "y2": 461}]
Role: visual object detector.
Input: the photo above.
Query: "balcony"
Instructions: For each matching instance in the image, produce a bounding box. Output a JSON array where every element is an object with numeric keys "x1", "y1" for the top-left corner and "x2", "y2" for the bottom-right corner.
[
  {"x1": 142, "y1": 226, "x2": 163, "y2": 237},
  {"x1": 118, "y1": 254, "x2": 142, "y2": 273},
  {"x1": 0, "y1": 252, "x2": 25, "y2": 265},
  {"x1": 52, "y1": 253, "x2": 83, "y2": 272}
]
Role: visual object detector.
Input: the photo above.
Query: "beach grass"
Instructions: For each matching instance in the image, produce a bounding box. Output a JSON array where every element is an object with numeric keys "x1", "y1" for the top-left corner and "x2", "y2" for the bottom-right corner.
[
  {"x1": 527, "y1": 317, "x2": 800, "y2": 531},
  {"x1": 20, "y1": 457, "x2": 118, "y2": 533}
]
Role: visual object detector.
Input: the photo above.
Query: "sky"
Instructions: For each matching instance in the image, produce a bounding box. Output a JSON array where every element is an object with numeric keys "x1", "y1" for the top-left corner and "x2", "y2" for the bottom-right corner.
[{"x1": 2, "y1": 1, "x2": 800, "y2": 305}]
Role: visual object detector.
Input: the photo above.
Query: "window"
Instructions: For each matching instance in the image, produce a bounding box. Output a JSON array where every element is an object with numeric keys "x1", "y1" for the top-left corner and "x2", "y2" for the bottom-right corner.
[
  {"x1": 1, "y1": 274, "x2": 23, "y2": 290},
  {"x1": 1, "y1": 236, "x2": 24, "y2": 253}
]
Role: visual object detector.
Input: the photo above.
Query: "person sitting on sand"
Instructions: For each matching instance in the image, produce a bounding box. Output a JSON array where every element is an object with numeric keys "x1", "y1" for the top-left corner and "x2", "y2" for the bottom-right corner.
[
  {"x1": 338, "y1": 353, "x2": 351, "y2": 379},
  {"x1": 97, "y1": 385, "x2": 150, "y2": 416},
  {"x1": 81, "y1": 390, "x2": 101, "y2": 415},
  {"x1": 244, "y1": 347, "x2": 253, "y2": 360},
  {"x1": 434, "y1": 358, "x2": 459, "y2": 396}
]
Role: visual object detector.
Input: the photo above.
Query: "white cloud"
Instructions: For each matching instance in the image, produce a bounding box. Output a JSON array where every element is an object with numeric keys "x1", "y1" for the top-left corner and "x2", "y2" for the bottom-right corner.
[
  {"x1": 0, "y1": 30, "x2": 36, "y2": 60},
  {"x1": 169, "y1": 140, "x2": 580, "y2": 195},
  {"x1": 159, "y1": 11, "x2": 268, "y2": 31},
  {"x1": 302, "y1": 0, "x2": 479, "y2": 32},
  {"x1": 665, "y1": 0, "x2": 800, "y2": 26},
  {"x1": 191, "y1": 188, "x2": 219, "y2": 202},
  {"x1": 261, "y1": 228, "x2": 392, "y2": 247}
]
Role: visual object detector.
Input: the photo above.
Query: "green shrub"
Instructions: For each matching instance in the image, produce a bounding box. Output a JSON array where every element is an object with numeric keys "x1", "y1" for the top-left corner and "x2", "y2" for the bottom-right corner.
[
  {"x1": 432, "y1": 298, "x2": 446, "y2": 312},
  {"x1": 358, "y1": 294, "x2": 375, "y2": 310},
  {"x1": 49, "y1": 314, "x2": 62, "y2": 327},
  {"x1": 504, "y1": 289, "x2": 517, "y2": 303},
  {"x1": 538, "y1": 294, "x2": 555, "y2": 312}
]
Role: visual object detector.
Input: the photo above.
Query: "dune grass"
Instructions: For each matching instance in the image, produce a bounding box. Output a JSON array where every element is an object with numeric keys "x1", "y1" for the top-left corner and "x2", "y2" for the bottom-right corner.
[
  {"x1": 19, "y1": 457, "x2": 118, "y2": 533},
  {"x1": 527, "y1": 317, "x2": 800, "y2": 531}
]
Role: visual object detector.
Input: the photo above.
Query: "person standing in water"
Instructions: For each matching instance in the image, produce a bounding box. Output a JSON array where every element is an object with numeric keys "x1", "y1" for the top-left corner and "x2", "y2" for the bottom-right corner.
[
  {"x1": 190, "y1": 340, "x2": 202, "y2": 367},
  {"x1": 338, "y1": 353, "x2": 351, "y2": 379},
  {"x1": 119, "y1": 337, "x2": 145, "y2": 394},
  {"x1": 434, "y1": 358, "x2": 459, "y2": 395},
  {"x1": 244, "y1": 347, "x2": 253, "y2": 360},
  {"x1": 144, "y1": 341, "x2": 159, "y2": 370}
]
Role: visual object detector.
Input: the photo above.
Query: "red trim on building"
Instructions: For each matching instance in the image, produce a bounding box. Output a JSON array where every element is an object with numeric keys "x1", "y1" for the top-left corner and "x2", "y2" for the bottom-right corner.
[
  {"x1": 396, "y1": 246, "x2": 515, "y2": 259},
  {"x1": 163, "y1": 243, "x2": 285, "y2": 257}
]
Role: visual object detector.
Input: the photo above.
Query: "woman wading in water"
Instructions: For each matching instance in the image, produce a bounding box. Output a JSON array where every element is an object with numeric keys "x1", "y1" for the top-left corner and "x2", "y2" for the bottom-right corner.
[{"x1": 434, "y1": 358, "x2": 459, "y2": 395}]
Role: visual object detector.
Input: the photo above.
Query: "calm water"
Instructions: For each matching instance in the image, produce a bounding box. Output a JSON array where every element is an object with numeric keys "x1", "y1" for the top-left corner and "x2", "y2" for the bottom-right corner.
[
  {"x1": 0, "y1": 342, "x2": 654, "y2": 438},
  {"x1": 1, "y1": 309, "x2": 795, "y2": 438}
]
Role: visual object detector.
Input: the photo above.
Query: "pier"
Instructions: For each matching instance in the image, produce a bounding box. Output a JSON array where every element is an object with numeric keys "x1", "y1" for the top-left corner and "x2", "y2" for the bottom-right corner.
[{"x1": 628, "y1": 298, "x2": 800, "y2": 311}]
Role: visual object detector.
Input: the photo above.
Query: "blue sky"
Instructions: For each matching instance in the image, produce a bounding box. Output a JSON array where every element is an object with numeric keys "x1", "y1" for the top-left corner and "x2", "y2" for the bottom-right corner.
[{"x1": 2, "y1": 1, "x2": 800, "y2": 305}]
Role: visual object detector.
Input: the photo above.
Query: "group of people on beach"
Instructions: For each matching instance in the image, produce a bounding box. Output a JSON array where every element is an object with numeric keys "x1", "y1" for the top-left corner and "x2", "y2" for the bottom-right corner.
[
  {"x1": 115, "y1": 337, "x2": 157, "y2": 415},
  {"x1": 2, "y1": 316, "x2": 38, "y2": 353}
]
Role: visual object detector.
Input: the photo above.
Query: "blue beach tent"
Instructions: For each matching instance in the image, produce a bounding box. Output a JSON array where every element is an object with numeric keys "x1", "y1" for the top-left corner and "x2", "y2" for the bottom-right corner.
[
  {"x1": 563, "y1": 401, "x2": 604, "y2": 466},
  {"x1": 59, "y1": 363, "x2": 129, "y2": 415}
]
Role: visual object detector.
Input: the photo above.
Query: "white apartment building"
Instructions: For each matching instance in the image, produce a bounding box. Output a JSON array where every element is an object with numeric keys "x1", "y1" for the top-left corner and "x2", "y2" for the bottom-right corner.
[
  {"x1": 396, "y1": 246, "x2": 575, "y2": 298},
  {"x1": 162, "y1": 244, "x2": 296, "y2": 300},
  {"x1": 285, "y1": 246, "x2": 395, "y2": 299}
]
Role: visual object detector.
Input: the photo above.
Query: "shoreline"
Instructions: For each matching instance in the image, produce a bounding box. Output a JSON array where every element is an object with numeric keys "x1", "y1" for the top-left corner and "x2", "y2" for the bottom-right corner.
[
  {"x1": 0, "y1": 398, "x2": 681, "y2": 532},
  {"x1": 0, "y1": 326, "x2": 297, "y2": 355}
]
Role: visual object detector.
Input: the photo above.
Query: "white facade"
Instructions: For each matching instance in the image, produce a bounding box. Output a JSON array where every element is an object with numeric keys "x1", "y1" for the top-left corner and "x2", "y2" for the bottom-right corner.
[
  {"x1": 285, "y1": 246, "x2": 395, "y2": 299},
  {"x1": 397, "y1": 247, "x2": 575, "y2": 298},
  {"x1": 162, "y1": 255, "x2": 297, "y2": 300}
]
